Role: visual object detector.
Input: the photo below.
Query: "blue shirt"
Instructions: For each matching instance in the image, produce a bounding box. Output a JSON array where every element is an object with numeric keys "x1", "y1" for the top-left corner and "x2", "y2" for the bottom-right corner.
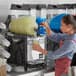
[{"x1": 47, "y1": 32, "x2": 76, "y2": 60}]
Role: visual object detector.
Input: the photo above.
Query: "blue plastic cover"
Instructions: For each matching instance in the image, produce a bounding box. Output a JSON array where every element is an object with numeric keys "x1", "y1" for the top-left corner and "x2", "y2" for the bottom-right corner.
[{"x1": 49, "y1": 13, "x2": 67, "y2": 32}]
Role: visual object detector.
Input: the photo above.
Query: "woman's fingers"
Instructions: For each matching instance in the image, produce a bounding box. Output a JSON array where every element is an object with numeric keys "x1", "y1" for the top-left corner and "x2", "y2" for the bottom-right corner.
[{"x1": 32, "y1": 43, "x2": 47, "y2": 55}]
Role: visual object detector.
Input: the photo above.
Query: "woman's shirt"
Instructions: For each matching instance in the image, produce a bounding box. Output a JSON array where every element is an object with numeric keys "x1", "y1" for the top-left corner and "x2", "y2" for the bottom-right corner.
[{"x1": 47, "y1": 32, "x2": 76, "y2": 60}]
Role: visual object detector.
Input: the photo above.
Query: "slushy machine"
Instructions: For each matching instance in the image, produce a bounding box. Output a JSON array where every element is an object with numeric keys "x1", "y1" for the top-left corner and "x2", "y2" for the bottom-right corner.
[{"x1": 7, "y1": 4, "x2": 76, "y2": 72}]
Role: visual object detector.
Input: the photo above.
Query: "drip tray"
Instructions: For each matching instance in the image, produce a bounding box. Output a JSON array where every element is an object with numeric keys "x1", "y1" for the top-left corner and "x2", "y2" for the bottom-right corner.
[
  {"x1": 28, "y1": 59, "x2": 45, "y2": 65},
  {"x1": 27, "y1": 60, "x2": 46, "y2": 70}
]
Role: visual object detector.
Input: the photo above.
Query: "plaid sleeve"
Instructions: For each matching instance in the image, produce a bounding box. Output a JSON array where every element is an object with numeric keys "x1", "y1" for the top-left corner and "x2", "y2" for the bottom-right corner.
[
  {"x1": 47, "y1": 39, "x2": 74, "y2": 60},
  {"x1": 47, "y1": 32, "x2": 68, "y2": 43}
]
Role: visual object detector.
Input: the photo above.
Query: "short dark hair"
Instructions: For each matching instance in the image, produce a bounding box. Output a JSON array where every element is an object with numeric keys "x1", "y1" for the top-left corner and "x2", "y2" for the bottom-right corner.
[{"x1": 62, "y1": 15, "x2": 76, "y2": 32}]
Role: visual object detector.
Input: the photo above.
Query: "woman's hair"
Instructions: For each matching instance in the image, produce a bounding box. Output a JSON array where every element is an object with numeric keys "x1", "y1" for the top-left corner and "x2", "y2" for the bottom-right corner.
[{"x1": 62, "y1": 15, "x2": 76, "y2": 32}]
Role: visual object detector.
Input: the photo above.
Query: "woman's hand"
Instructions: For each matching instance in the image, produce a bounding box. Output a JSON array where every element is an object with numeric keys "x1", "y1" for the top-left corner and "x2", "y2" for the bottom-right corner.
[
  {"x1": 40, "y1": 22, "x2": 49, "y2": 28},
  {"x1": 32, "y1": 42, "x2": 48, "y2": 55},
  {"x1": 41, "y1": 22, "x2": 52, "y2": 36}
]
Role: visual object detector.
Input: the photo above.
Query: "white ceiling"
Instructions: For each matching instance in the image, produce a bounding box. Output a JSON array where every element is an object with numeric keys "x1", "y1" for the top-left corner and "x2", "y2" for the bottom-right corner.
[
  {"x1": 11, "y1": 0, "x2": 76, "y2": 4},
  {"x1": 0, "y1": 0, "x2": 76, "y2": 22}
]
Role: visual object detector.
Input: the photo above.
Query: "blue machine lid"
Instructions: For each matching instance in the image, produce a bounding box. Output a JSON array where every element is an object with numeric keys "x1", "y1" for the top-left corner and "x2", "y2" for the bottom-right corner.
[
  {"x1": 36, "y1": 17, "x2": 46, "y2": 36},
  {"x1": 36, "y1": 17, "x2": 46, "y2": 25}
]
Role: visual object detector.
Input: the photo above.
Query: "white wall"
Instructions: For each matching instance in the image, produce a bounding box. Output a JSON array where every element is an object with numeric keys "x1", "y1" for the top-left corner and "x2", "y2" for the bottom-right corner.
[{"x1": 0, "y1": 0, "x2": 11, "y2": 22}]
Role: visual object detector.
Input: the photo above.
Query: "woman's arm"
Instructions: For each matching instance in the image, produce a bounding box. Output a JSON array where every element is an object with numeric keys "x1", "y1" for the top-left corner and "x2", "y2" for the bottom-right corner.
[{"x1": 41, "y1": 22, "x2": 68, "y2": 42}]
